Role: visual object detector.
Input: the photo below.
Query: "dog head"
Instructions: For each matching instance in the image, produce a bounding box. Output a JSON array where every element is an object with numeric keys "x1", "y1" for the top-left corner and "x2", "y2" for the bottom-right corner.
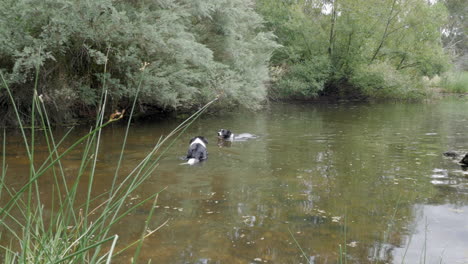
[
  {"x1": 217, "y1": 129, "x2": 232, "y2": 139},
  {"x1": 189, "y1": 136, "x2": 208, "y2": 145}
]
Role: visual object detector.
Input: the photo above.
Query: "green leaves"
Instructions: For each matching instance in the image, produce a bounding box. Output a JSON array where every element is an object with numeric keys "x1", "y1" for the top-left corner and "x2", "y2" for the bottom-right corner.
[
  {"x1": 257, "y1": 0, "x2": 451, "y2": 100},
  {"x1": 0, "y1": 0, "x2": 279, "y2": 125},
  {"x1": 273, "y1": 57, "x2": 330, "y2": 98}
]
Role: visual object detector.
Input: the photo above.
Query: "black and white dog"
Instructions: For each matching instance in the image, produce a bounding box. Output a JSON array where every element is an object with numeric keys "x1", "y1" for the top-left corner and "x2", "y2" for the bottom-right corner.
[
  {"x1": 183, "y1": 136, "x2": 208, "y2": 165},
  {"x1": 217, "y1": 129, "x2": 257, "y2": 141}
]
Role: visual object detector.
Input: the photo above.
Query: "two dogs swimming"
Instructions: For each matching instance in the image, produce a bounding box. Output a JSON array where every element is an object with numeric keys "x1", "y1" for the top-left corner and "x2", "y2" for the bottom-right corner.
[
  {"x1": 183, "y1": 129, "x2": 257, "y2": 165},
  {"x1": 185, "y1": 131, "x2": 468, "y2": 167}
]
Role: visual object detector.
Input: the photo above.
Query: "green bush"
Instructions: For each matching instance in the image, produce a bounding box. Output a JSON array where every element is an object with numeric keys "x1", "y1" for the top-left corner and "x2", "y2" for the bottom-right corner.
[
  {"x1": 0, "y1": 0, "x2": 278, "y2": 125},
  {"x1": 271, "y1": 57, "x2": 330, "y2": 99},
  {"x1": 257, "y1": 0, "x2": 451, "y2": 101},
  {"x1": 349, "y1": 62, "x2": 425, "y2": 100},
  {"x1": 440, "y1": 71, "x2": 468, "y2": 93}
]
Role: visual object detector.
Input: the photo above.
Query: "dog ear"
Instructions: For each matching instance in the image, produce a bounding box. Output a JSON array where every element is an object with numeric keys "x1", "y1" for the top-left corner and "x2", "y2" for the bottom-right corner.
[{"x1": 189, "y1": 137, "x2": 196, "y2": 144}]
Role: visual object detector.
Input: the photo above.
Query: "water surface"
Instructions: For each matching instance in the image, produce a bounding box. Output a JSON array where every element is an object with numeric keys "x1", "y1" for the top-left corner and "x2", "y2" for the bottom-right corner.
[{"x1": 2, "y1": 98, "x2": 468, "y2": 263}]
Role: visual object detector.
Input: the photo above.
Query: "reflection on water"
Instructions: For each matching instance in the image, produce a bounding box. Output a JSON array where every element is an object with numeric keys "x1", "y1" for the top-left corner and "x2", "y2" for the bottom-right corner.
[
  {"x1": 1, "y1": 98, "x2": 468, "y2": 263},
  {"x1": 393, "y1": 205, "x2": 468, "y2": 264}
]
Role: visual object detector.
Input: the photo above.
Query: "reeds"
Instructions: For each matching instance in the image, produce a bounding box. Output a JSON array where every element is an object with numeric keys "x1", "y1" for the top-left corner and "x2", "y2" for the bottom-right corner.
[
  {"x1": 0, "y1": 58, "x2": 217, "y2": 263},
  {"x1": 441, "y1": 71, "x2": 468, "y2": 94},
  {"x1": 287, "y1": 227, "x2": 310, "y2": 263}
]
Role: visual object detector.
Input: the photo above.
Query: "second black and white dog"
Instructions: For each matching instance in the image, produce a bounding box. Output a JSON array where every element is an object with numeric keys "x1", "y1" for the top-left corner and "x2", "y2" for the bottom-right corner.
[
  {"x1": 217, "y1": 129, "x2": 257, "y2": 141},
  {"x1": 184, "y1": 136, "x2": 208, "y2": 165}
]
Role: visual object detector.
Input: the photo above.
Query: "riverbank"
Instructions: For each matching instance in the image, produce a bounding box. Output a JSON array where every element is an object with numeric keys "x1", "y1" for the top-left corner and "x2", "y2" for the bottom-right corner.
[{"x1": 1, "y1": 90, "x2": 466, "y2": 130}]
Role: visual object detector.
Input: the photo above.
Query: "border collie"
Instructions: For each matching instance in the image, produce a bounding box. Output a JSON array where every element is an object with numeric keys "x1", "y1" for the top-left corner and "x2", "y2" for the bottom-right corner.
[
  {"x1": 183, "y1": 136, "x2": 208, "y2": 165},
  {"x1": 217, "y1": 129, "x2": 257, "y2": 141}
]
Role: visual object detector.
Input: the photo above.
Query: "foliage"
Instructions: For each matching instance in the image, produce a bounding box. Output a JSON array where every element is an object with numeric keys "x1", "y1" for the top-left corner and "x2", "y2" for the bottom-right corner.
[
  {"x1": 440, "y1": 71, "x2": 468, "y2": 93},
  {"x1": 349, "y1": 62, "x2": 425, "y2": 100},
  {"x1": 256, "y1": 0, "x2": 451, "y2": 100},
  {"x1": 0, "y1": 0, "x2": 278, "y2": 125},
  {"x1": 272, "y1": 57, "x2": 330, "y2": 99},
  {"x1": 441, "y1": 0, "x2": 467, "y2": 67}
]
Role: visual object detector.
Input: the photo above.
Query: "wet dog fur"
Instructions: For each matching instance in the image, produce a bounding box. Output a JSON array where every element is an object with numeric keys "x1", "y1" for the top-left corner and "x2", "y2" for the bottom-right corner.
[
  {"x1": 217, "y1": 129, "x2": 257, "y2": 141},
  {"x1": 185, "y1": 136, "x2": 208, "y2": 165}
]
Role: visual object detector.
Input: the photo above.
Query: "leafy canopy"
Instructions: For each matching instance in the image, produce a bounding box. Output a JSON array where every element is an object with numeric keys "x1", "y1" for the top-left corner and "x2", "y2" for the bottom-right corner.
[
  {"x1": 257, "y1": 0, "x2": 450, "y2": 99},
  {"x1": 0, "y1": 0, "x2": 279, "y2": 124}
]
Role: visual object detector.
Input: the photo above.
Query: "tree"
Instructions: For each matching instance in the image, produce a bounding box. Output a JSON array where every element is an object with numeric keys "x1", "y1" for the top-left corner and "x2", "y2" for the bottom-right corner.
[
  {"x1": 0, "y1": 0, "x2": 279, "y2": 125},
  {"x1": 256, "y1": 0, "x2": 451, "y2": 99},
  {"x1": 441, "y1": 0, "x2": 467, "y2": 69}
]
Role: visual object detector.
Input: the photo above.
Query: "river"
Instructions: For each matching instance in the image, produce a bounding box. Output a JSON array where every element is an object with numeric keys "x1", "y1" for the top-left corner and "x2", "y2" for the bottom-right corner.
[{"x1": 2, "y1": 97, "x2": 468, "y2": 263}]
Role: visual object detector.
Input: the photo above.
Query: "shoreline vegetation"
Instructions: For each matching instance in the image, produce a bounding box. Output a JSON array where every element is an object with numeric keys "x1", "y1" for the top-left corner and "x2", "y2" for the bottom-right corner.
[{"x1": 0, "y1": 0, "x2": 466, "y2": 127}]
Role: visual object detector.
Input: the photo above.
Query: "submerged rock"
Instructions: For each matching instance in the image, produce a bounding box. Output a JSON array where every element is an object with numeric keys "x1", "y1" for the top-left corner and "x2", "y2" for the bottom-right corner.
[{"x1": 443, "y1": 150, "x2": 459, "y2": 158}]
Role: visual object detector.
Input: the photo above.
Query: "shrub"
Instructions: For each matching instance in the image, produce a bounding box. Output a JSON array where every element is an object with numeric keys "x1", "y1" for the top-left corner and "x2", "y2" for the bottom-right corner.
[
  {"x1": 349, "y1": 62, "x2": 426, "y2": 100},
  {"x1": 440, "y1": 71, "x2": 468, "y2": 93},
  {"x1": 0, "y1": 0, "x2": 278, "y2": 125},
  {"x1": 270, "y1": 57, "x2": 330, "y2": 99}
]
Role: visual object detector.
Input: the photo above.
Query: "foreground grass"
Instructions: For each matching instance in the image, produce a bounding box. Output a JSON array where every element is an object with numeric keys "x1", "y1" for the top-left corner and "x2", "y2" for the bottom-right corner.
[{"x1": 0, "y1": 63, "x2": 217, "y2": 263}]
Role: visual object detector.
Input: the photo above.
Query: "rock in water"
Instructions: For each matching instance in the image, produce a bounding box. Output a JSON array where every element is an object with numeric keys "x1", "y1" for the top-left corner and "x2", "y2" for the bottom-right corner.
[{"x1": 443, "y1": 150, "x2": 459, "y2": 158}]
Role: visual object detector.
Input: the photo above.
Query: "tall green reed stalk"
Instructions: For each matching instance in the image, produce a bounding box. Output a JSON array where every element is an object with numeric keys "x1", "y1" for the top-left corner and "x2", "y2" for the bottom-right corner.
[
  {"x1": 288, "y1": 210, "x2": 348, "y2": 264},
  {"x1": 287, "y1": 227, "x2": 310, "y2": 263},
  {"x1": 0, "y1": 56, "x2": 218, "y2": 263}
]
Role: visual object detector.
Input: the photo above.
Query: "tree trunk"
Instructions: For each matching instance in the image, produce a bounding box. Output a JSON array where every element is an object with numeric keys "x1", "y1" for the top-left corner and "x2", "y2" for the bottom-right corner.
[
  {"x1": 370, "y1": 0, "x2": 398, "y2": 63},
  {"x1": 328, "y1": 0, "x2": 338, "y2": 57}
]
